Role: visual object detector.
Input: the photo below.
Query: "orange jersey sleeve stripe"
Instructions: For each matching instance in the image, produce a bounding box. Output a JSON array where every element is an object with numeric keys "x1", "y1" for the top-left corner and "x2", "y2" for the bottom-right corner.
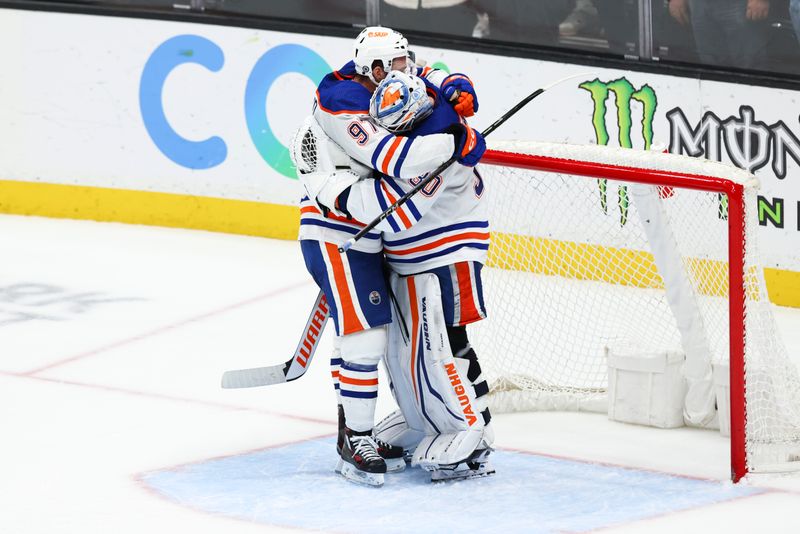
[
  {"x1": 379, "y1": 181, "x2": 413, "y2": 229},
  {"x1": 380, "y1": 136, "x2": 404, "y2": 175}
]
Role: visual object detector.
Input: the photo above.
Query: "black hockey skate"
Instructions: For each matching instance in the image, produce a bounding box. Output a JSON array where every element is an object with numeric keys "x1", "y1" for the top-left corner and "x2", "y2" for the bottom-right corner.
[
  {"x1": 336, "y1": 404, "x2": 346, "y2": 455},
  {"x1": 336, "y1": 404, "x2": 405, "y2": 473},
  {"x1": 430, "y1": 447, "x2": 495, "y2": 483},
  {"x1": 337, "y1": 427, "x2": 387, "y2": 487},
  {"x1": 372, "y1": 433, "x2": 406, "y2": 473}
]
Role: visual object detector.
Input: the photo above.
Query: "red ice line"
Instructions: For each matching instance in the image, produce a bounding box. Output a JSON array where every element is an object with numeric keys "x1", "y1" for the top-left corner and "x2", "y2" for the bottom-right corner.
[
  {"x1": 3, "y1": 371, "x2": 335, "y2": 427},
  {"x1": 2, "y1": 279, "x2": 335, "y2": 427},
  {"x1": 22, "y1": 279, "x2": 313, "y2": 375}
]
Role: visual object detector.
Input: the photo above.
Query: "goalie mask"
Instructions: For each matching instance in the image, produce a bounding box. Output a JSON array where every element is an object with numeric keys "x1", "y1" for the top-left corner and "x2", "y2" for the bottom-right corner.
[
  {"x1": 369, "y1": 71, "x2": 434, "y2": 132},
  {"x1": 353, "y1": 26, "x2": 410, "y2": 85}
]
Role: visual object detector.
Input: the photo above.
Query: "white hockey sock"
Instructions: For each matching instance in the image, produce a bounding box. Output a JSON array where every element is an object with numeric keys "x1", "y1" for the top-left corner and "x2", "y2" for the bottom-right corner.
[
  {"x1": 331, "y1": 356, "x2": 342, "y2": 403},
  {"x1": 339, "y1": 359, "x2": 379, "y2": 432},
  {"x1": 330, "y1": 337, "x2": 343, "y2": 402}
]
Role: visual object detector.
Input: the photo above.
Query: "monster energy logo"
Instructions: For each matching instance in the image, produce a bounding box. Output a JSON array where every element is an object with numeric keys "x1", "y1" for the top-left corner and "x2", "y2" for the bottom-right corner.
[
  {"x1": 667, "y1": 104, "x2": 800, "y2": 224},
  {"x1": 580, "y1": 78, "x2": 658, "y2": 225}
]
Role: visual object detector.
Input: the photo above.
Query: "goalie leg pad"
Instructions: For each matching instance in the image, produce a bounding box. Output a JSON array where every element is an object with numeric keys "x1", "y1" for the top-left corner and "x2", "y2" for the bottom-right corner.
[
  {"x1": 419, "y1": 425, "x2": 496, "y2": 482},
  {"x1": 374, "y1": 409, "x2": 424, "y2": 456},
  {"x1": 387, "y1": 272, "x2": 485, "y2": 435},
  {"x1": 412, "y1": 429, "x2": 485, "y2": 470},
  {"x1": 386, "y1": 272, "x2": 490, "y2": 467}
]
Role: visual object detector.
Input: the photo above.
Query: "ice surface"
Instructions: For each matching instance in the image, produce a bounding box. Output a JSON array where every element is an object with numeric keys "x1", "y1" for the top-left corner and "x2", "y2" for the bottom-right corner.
[{"x1": 2, "y1": 214, "x2": 800, "y2": 533}]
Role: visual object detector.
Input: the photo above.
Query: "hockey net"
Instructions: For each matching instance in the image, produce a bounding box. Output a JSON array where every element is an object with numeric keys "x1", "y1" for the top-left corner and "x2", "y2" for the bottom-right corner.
[{"x1": 471, "y1": 140, "x2": 800, "y2": 481}]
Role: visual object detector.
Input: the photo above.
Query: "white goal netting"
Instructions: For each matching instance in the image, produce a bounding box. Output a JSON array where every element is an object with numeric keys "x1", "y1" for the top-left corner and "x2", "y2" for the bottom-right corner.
[{"x1": 471, "y1": 140, "x2": 800, "y2": 476}]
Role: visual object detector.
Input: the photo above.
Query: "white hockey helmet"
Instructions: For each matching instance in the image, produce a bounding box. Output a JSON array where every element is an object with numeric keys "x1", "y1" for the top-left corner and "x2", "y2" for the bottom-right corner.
[
  {"x1": 369, "y1": 71, "x2": 434, "y2": 132},
  {"x1": 353, "y1": 26, "x2": 410, "y2": 84}
]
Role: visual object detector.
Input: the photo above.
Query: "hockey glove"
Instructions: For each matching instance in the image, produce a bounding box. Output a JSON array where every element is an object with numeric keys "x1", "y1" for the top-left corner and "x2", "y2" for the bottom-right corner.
[
  {"x1": 446, "y1": 123, "x2": 485, "y2": 167},
  {"x1": 299, "y1": 169, "x2": 361, "y2": 217},
  {"x1": 441, "y1": 74, "x2": 479, "y2": 117}
]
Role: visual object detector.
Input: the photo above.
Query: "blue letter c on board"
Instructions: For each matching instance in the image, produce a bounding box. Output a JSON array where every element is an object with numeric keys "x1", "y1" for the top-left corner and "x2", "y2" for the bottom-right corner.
[{"x1": 140, "y1": 35, "x2": 227, "y2": 169}]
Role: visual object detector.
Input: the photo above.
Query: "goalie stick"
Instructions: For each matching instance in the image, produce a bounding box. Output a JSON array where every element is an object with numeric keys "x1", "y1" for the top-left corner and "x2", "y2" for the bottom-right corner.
[
  {"x1": 220, "y1": 290, "x2": 329, "y2": 388},
  {"x1": 339, "y1": 72, "x2": 594, "y2": 253}
]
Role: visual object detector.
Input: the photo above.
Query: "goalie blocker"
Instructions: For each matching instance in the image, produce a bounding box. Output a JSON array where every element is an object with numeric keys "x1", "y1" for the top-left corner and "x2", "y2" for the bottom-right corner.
[{"x1": 377, "y1": 271, "x2": 494, "y2": 481}]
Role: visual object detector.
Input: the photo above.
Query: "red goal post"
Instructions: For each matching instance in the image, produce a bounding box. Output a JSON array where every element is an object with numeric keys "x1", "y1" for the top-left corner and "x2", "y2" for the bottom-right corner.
[{"x1": 473, "y1": 140, "x2": 800, "y2": 482}]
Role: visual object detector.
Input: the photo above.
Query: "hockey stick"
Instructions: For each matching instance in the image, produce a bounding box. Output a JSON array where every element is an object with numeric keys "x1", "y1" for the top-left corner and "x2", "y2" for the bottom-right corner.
[
  {"x1": 338, "y1": 72, "x2": 592, "y2": 253},
  {"x1": 222, "y1": 73, "x2": 593, "y2": 387},
  {"x1": 220, "y1": 290, "x2": 329, "y2": 388}
]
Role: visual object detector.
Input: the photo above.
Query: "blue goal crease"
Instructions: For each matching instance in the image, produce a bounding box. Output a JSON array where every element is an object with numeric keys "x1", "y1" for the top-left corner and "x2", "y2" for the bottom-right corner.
[{"x1": 140, "y1": 437, "x2": 764, "y2": 534}]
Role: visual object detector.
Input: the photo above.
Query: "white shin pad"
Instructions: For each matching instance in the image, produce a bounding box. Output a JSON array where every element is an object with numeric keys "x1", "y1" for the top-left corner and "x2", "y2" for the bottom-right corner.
[{"x1": 385, "y1": 272, "x2": 490, "y2": 469}]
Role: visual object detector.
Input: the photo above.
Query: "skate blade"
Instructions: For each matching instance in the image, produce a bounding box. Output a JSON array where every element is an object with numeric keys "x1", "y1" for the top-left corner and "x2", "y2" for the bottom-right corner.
[
  {"x1": 335, "y1": 458, "x2": 344, "y2": 474},
  {"x1": 339, "y1": 462, "x2": 385, "y2": 487},
  {"x1": 385, "y1": 457, "x2": 406, "y2": 473},
  {"x1": 430, "y1": 464, "x2": 496, "y2": 483}
]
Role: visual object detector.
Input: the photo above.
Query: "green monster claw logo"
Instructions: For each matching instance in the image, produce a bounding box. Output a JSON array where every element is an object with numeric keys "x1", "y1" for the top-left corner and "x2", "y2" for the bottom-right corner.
[{"x1": 579, "y1": 78, "x2": 658, "y2": 225}]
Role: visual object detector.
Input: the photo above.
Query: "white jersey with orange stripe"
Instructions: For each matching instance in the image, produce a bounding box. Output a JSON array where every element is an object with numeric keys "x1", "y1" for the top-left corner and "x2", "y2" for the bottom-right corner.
[
  {"x1": 340, "y1": 161, "x2": 489, "y2": 275},
  {"x1": 312, "y1": 104, "x2": 454, "y2": 181},
  {"x1": 336, "y1": 78, "x2": 489, "y2": 274},
  {"x1": 298, "y1": 61, "x2": 456, "y2": 254}
]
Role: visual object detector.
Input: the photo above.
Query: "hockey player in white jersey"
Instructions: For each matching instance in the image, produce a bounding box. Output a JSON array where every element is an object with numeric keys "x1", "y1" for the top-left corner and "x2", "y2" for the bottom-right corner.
[
  {"x1": 293, "y1": 26, "x2": 482, "y2": 486},
  {"x1": 300, "y1": 70, "x2": 493, "y2": 482}
]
